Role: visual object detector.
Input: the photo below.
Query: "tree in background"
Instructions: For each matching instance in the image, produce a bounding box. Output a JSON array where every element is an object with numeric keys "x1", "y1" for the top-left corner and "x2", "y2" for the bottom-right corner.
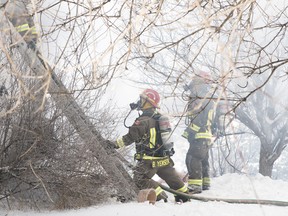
[
  {"x1": 235, "y1": 74, "x2": 288, "y2": 177},
  {"x1": 1, "y1": 0, "x2": 288, "y2": 210}
]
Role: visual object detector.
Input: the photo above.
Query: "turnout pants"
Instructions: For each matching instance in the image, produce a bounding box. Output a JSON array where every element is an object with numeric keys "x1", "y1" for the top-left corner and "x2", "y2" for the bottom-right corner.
[
  {"x1": 186, "y1": 138, "x2": 211, "y2": 188},
  {"x1": 133, "y1": 158, "x2": 187, "y2": 199}
]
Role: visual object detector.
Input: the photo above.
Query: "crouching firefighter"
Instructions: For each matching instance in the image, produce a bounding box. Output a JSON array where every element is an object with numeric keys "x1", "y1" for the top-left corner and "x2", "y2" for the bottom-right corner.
[
  {"x1": 182, "y1": 71, "x2": 226, "y2": 194},
  {"x1": 110, "y1": 89, "x2": 189, "y2": 202}
]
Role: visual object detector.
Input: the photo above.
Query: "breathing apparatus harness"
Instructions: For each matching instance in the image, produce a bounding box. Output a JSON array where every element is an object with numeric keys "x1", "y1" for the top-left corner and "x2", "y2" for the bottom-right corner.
[{"x1": 123, "y1": 97, "x2": 175, "y2": 157}]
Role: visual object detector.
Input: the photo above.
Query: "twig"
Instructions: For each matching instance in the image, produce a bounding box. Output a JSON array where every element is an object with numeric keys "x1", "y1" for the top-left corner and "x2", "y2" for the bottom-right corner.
[{"x1": 29, "y1": 161, "x2": 54, "y2": 203}]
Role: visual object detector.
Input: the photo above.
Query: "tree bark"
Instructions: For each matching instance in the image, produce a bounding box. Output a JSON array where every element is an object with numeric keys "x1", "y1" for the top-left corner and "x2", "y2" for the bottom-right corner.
[{"x1": 259, "y1": 145, "x2": 273, "y2": 177}]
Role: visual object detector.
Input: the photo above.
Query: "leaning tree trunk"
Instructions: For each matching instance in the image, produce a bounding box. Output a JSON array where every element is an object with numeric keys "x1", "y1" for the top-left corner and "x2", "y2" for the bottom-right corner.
[{"x1": 0, "y1": 10, "x2": 137, "y2": 201}]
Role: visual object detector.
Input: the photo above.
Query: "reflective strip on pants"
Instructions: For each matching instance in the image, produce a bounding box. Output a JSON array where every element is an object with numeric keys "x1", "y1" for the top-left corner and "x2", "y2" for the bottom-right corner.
[
  {"x1": 155, "y1": 186, "x2": 164, "y2": 196},
  {"x1": 176, "y1": 185, "x2": 188, "y2": 193},
  {"x1": 203, "y1": 177, "x2": 210, "y2": 185},
  {"x1": 188, "y1": 179, "x2": 202, "y2": 186}
]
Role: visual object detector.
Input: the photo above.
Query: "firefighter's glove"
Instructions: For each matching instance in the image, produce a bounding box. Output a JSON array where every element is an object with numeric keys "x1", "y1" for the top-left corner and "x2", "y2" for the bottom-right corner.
[
  {"x1": 175, "y1": 195, "x2": 189, "y2": 203},
  {"x1": 104, "y1": 140, "x2": 117, "y2": 150},
  {"x1": 156, "y1": 191, "x2": 168, "y2": 202}
]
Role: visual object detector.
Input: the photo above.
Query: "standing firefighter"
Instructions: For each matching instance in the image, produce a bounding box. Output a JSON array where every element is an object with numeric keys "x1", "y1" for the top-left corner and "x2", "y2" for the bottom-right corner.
[
  {"x1": 111, "y1": 89, "x2": 189, "y2": 202},
  {"x1": 1, "y1": 0, "x2": 38, "y2": 50},
  {"x1": 182, "y1": 71, "x2": 226, "y2": 194}
]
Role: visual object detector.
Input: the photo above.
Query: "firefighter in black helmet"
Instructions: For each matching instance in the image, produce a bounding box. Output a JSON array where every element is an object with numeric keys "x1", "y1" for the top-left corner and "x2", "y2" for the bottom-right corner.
[
  {"x1": 182, "y1": 71, "x2": 226, "y2": 194},
  {"x1": 114, "y1": 89, "x2": 189, "y2": 202}
]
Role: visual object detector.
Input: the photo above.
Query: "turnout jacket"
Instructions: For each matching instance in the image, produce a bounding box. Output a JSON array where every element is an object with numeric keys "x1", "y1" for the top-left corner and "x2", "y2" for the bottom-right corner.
[
  {"x1": 183, "y1": 80, "x2": 225, "y2": 141},
  {"x1": 117, "y1": 107, "x2": 189, "y2": 199},
  {"x1": 1, "y1": 0, "x2": 37, "y2": 42},
  {"x1": 117, "y1": 108, "x2": 168, "y2": 159}
]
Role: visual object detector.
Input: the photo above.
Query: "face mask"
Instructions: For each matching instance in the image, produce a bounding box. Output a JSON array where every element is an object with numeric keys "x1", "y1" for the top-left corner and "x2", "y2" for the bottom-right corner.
[{"x1": 129, "y1": 100, "x2": 141, "y2": 110}]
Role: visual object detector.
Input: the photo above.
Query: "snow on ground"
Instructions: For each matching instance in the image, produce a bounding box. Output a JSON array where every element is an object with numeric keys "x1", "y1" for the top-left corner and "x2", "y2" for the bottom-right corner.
[{"x1": 1, "y1": 173, "x2": 288, "y2": 216}]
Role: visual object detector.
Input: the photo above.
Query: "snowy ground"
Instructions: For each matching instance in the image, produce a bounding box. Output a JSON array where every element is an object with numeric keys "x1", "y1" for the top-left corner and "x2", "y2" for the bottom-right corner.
[{"x1": 1, "y1": 173, "x2": 288, "y2": 216}]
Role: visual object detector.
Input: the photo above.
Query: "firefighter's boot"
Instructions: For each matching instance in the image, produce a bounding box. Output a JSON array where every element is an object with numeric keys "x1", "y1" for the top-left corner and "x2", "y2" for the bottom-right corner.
[
  {"x1": 156, "y1": 191, "x2": 168, "y2": 202},
  {"x1": 202, "y1": 177, "x2": 210, "y2": 191},
  {"x1": 188, "y1": 179, "x2": 202, "y2": 194},
  {"x1": 202, "y1": 185, "x2": 210, "y2": 190},
  {"x1": 188, "y1": 184, "x2": 202, "y2": 194}
]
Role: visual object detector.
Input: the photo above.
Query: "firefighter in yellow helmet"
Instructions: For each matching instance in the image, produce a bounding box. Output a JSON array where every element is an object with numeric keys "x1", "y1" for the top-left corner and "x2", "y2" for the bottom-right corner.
[
  {"x1": 182, "y1": 71, "x2": 226, "y2": 194},
  {"x1": 1, "y1": 0, "x2": 38, "y2": 50},
  {"x1": 114, "y1": 89, "x2": 189, "y2": 202}
]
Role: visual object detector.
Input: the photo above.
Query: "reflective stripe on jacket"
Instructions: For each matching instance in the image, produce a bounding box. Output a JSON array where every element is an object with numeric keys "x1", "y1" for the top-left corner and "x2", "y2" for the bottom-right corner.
[
  {"x1": 183, "y1": 101, "x2": 215, "y2": 140},
  {"x1": 116, "y1": 109, "x2": 166, "y2": 158},
  {"x1": 15, "y1": 23, "x2": 37, "y2": 35},
  {"x1": 16, "y1": 23, "x2": 29, "y2": 32},
  {"x1": 4, "y1": 0, "x2": 38, "y2": 39}
]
